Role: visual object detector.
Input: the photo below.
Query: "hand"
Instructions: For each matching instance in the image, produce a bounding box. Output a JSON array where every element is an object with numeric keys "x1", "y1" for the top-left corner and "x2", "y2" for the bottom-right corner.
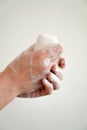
[
  {"x1": 0, "y1": 43, "x2": 65, "y2": 110},
  {"x1": 4, "y1": 43, "x2": 63, "y2": 96},
  {"x1": 0, "y1": 40, "x2": 65, "y2": 110},
  {"x1": 18, "y1": 57, "x2": 65, "y2": 98}
]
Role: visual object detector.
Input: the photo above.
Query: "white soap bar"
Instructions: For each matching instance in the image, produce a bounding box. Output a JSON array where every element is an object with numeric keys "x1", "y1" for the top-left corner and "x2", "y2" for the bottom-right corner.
[{"x1": 34, "y1": 33, "x2": 58, "y2": 50}]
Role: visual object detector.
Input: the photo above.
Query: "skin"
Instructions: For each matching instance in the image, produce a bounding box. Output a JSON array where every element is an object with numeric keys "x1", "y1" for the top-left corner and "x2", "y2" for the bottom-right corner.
[
  {"x1": 28, "y1": 58, "x2": 65, "y2": 98},
  {"x1": 0, "y1": 44, "x2": 65, "y2": 110}
]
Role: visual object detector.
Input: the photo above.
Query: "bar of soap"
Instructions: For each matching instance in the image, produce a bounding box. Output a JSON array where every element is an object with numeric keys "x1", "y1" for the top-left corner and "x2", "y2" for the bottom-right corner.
[{"x1": 34, "y1": 33, "x2": 58, "y2": 50}]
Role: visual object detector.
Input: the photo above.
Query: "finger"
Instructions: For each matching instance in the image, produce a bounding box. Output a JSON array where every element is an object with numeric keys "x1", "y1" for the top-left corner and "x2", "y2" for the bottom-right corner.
[
  {"x1": 48, "y1": 44, "x2": 63, "y2": 58},
  {"x1": 32, "y1": 88, "x2": 44, "y2": 97},
  {"x1": 30, "y1": 91, "x2": 36, "y2": 98},
  {"x1": 59, "y1": 58, "x2": 66, "y2": 68},
  {"x1": 42, "y1": 79, "x2": 53, "y2": 95},
  {"x1": 51, "y1": 65, "x2": 63, "y2": 80},
  {"x1": 52, "y1": 44, "x2": 63, "y2": 54},
  {"x1": 41, "y1": 44, "x2": 63, "y2": 62},
  {"x1": 47, "y1": 72, "x2": 60, "y2": 90}
]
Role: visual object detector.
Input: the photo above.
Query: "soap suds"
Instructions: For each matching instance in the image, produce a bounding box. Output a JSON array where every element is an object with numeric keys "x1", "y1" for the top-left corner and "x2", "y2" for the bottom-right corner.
[
  {"x1": 41, "y1": 58, "x2": 51, "y2": 66},
  {"x1": 9, "y1": 65, "x2": 17, "y2": 73},
  {"x1": 34, "y1": 33, "x2": 58, "y2": 50}
]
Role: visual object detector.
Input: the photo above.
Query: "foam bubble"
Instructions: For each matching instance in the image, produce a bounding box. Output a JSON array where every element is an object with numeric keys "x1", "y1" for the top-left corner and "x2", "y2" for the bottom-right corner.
[{"x1": 35, "y1": 33, "x2": 58, "y2": 50}]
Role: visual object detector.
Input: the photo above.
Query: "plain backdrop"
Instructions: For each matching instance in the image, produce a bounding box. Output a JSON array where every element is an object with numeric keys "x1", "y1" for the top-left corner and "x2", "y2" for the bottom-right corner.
[{"x1": 0, "y1": 0, "x2": 87, "y2": 130}]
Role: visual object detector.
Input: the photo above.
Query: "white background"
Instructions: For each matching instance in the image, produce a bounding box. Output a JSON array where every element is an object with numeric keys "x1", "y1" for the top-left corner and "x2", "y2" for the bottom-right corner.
[{"x1": 0, "y1": 0, "x2": 87, "y2": 130}]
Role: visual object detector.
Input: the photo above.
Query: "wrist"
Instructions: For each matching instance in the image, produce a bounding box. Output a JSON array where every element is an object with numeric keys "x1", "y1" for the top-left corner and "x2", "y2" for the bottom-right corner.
[{"x1": 0, "y1": 69, "x2": 19, "y2": 110}]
